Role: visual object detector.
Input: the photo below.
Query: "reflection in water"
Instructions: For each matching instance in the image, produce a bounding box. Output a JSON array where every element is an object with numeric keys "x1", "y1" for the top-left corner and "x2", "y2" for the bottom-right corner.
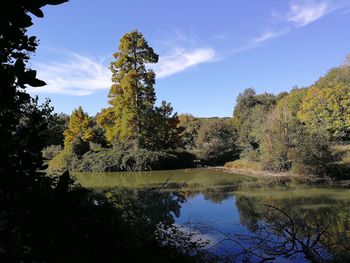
[{"x1": 75, "y1": 168, "x2": 350, "y2": 262}]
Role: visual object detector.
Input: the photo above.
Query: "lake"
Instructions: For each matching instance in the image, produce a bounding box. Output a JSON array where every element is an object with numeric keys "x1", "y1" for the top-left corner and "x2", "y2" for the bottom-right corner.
[{"x1": 74, "y1": 168, "x2": 350, "y2": 262}]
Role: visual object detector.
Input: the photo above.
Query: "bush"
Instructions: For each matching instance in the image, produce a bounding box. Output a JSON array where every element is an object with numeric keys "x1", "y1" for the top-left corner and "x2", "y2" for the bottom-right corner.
[
  {"x1": 194, "y1": 120, "x2": 238, "y2": 165},
  {"x1": 47, "y1": 144, "x2": 79, "y2": 173},
  {"x1": 71, "y1": 148, "x2": 196, "y2": 172},
  {"x1": 224, "y1": 159, "x2": 262, "y2": 171},
  {"x1": 240, "y1": 149, "x2": 261, "y2": 162},
  {"x1": 42, "y1": 145, "x2": 63, "y2": 160},
  {"x1": 77, "y1": 148, "x2": 124, "y2": 172},
  {"x1": 289, "y1": 132, "x2": 334, "y2": 176}
]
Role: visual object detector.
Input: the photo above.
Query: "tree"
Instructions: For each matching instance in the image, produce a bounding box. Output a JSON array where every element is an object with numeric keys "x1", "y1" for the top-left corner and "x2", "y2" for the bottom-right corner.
[
  {"x1": 0, "y1": 0, "x2": 69, "y2": 261},
  {"x1": 313, "y1": 64, "x2": 350, "y2": 89},
  {"x1": 100, "y1": 30, "x2": 159, "y2": 147},
  {"x1": 342, "y1": 53, "x2": 350, "y2": 67},
  {"x1": 0, "y1": 0, "x2": 67, "y2": 177},
  {"x1": 63, "y1": 106, "x2": 95, "y2": 145},
  {"x1": 143, "y1": 101, "x2": 179, "y2": 150},
  {"x1": 289, "y1": 131, "x2": 334, "y2": 176},
  {"x1": 44, "y1": 112, "x2": 70, "y2": 146},
  {"x1": 232, "y1": 88, "x2": 276, "y2": 153},
  {"x1": 194, "y1": 120, "x2": 238, "y2": 165},
  {"x1": 259, "y1": 89, "x2": 306, "y2": 171},
  {"x1": 299, "y1": 84, "x2": 350, "y2": 140},
  {"x1": 96, "y1": 107, "x2": 116, "y2": 142},
  {"x1": 177, "y1": 114, "x2": 201, "y2": 149}
]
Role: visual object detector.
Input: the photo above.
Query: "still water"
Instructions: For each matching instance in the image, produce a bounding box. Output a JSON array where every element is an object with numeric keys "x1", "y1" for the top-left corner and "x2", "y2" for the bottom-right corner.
[{"x1": 74, "y1": 168, "x2": 350, "y2": 262}]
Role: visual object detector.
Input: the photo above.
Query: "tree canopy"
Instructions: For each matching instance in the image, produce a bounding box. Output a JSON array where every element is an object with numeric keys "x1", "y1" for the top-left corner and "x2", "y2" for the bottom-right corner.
[
  {"x1": 299, "y1": 81, "x2": 350, "y2": 140},
  {"x1": 98, "y1": 30, "x2": 159, "y2": 147},
  {"x1": 64, "y1": 106, "x2": 95, "y2": 145}
]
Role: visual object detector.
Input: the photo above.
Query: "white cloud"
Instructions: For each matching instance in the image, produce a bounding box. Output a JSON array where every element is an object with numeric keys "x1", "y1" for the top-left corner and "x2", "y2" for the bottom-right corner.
[
  {"x1": 29, "y1": 52, "x2": 110, "y2": 96},
  {"x1": 287, "y1": 1, "x2": 330, "y2": 27},
  {"x1": 251, "y1": 29, "x2": 290, "y2": 44},
  {"x1": 153, "y1": 47, "x2": 216, "y2": 79},
  {"x1": 28, "y1": 42, "x2": 216, "y2": 96}
]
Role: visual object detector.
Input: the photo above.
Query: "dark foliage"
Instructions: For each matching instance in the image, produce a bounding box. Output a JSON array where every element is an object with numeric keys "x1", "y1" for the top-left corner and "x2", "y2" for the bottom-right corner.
[{"x1": 0, "y1": 2, "x2": 205, "y2": 262}]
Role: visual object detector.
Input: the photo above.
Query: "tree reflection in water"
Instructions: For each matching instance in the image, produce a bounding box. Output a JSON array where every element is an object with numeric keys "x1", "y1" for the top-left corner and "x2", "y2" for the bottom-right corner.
[{"x1": 75, "y1": 170, "x2": 350, "y2": 262}]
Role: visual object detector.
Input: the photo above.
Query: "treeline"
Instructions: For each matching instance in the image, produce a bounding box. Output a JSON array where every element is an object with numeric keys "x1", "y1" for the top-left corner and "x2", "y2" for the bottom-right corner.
[
  {"x1": 45, "y1": 112, "x2": 237, "y2": 172},
  {"x1": 229, "y1": 63, "x2": 350, "y2": 177},
  {"x1": 46, "y1": 31, "x2": 238, "y2": 172},
  {"x1": 43, "y1": 30, "x2": 350, "y2": 176}
]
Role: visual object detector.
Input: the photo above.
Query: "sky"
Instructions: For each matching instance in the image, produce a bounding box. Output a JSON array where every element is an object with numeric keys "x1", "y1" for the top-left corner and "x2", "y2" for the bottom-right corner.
[{"x1": 28, "y1": 0, "x2": 350, "y2": 117}]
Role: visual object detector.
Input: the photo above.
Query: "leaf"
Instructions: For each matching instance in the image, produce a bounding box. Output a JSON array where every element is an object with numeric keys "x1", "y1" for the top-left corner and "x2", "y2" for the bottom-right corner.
[
  {"x1": 46, "y1": 0, "x2": 69, "y2": 5},
  {"x1": 27, "y1": 77, "x2": 47, "y2": 87},
  {"x1": 23, "y1": 70, "x2": 37, "y2": 80},
  {"x1": 28, "y1": 7, "x2": 44, "y2": 18},
  {"x1": 14, "y1": 58, "x2": 25, "y2": 75}
]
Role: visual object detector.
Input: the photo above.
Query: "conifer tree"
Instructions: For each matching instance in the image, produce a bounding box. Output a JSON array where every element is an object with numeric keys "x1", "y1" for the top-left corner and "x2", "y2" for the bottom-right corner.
[
  {"x1": 64, "y1": 106, "x2": 95, "y2": 145},
  {"x1": 100, "y1": 30, "x2": 159, "y2": 147}
]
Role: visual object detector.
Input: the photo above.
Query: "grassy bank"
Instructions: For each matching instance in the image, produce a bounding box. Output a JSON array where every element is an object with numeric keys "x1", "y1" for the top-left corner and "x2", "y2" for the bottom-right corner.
[{"x1": 223, "y1": 143, "x2": 350, "y2": 186}]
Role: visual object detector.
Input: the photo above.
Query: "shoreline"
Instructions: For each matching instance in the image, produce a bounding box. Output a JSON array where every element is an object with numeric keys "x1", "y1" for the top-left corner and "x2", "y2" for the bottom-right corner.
[
  {"x1": 209, "y1": 166, "x2": 350, "y2": 187},
  {"x1": 208, "y1": 166, "x2": 305, "y2": 178}
]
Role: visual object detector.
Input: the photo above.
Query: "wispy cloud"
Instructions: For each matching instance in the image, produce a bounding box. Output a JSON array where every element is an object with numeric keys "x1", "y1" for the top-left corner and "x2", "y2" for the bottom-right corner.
[
  {"x1": 251, "y1": 29, "x2": 290, "y2": 45},
  {"x1": 228, "y1": 28, "x2": 290, "y2": 56},
  {"x1": 153, "y1": 47, "x2": 216, "y2": 79},
  {"x1": 29, "y1": 34, "x2": 217, "y2": 96},
  {"x1": 152, "y1": 29, "x2": 217, "y2": 78},
  {"x1": 235, "y1": 0, "x2": 349, "y2": 53},
  {"x1": 286, "y1": 1, "x2": 331, "y2": 27},
  {"x1": 29, "y1": 52, "x2": 110, "y2": 96}
]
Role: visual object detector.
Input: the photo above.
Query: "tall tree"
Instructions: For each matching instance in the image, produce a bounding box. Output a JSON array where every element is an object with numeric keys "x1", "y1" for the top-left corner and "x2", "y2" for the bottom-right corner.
[
  {"x1": 232, "y1": 88, "x2": 276, "y2": 152},
  {"x1": 259, "y1": 88, "x2": 306, "y2": 171},
  {"x1": 101, "y1": 30, "x2": 159, "y2": 147}
]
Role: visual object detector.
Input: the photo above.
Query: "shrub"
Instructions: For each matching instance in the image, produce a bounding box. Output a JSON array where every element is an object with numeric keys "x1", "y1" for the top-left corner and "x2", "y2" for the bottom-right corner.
[
  {"x1": 240, "y1": 149, "x2": 261, "y2": 162},
  {"x1": 194, "y1": 120, "x2": 238, "y2": 165},
  {"x1": 72, "y1": 148, "x2": 196, "y2": 172},
  {"x1": 42, "y1": 145, "x2": 63, "y2": 160},
  {"x1": 47, "y1": 144, "x2": 79, "y2": 173},
  {"x1": 289, "y1": 132, "x2": 334, "y2": 176},
  {"x1": 77, "y1": 148, "x2": 124, "y2": 172},
  {"x1": 224, "y1": 159, "x2": 262, "y2": 171},
  {"x1": 121, "y1": 149, "x2": 171, "y2": 171}
]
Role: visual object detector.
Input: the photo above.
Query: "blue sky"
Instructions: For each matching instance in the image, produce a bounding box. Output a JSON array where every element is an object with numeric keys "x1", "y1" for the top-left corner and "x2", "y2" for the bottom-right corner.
[{"x1": 28, "y1": 0, "x2": 350, "y2": 117}]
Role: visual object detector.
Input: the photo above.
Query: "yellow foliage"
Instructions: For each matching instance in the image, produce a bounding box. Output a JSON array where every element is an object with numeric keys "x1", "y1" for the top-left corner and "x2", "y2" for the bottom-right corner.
[
  {"x1": 298, "y1": 84, "x2": 350, "y2": 139},
  {"x1": 64, "y1": 106, "x2": 95, "y2": 145}
]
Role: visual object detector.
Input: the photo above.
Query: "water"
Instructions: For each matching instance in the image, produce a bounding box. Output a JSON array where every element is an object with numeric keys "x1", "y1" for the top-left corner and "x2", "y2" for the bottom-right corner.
[{"x1": 74, "y1": 168, "x2": 350, "y2": 262}]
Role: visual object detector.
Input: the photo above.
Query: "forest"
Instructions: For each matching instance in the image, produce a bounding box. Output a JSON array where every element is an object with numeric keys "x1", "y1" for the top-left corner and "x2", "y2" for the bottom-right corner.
[{"x1": 1, "y1": 0, "x2": 350, "y2": 262}]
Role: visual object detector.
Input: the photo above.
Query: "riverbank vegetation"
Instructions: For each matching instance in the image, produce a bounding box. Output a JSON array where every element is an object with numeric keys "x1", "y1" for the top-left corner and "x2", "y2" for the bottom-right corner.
[
  {"x1": 45, "y1": 28, "x2": 350, "y2": 178},
  {"x1": 226, "y1": 63, "x2": 350, "y2": 178},
  {"x1": 2, "y1": 1, "x2": 350, "y2": 262},
  {"x1": 45, "y1": 31, "x2": 238, "y2": 172}
]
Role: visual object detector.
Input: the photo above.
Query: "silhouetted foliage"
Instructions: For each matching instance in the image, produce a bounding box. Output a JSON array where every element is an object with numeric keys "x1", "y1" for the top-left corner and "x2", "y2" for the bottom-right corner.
[{"x1": 44, "y1": 112, "x2": 69, "y2": 146}]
